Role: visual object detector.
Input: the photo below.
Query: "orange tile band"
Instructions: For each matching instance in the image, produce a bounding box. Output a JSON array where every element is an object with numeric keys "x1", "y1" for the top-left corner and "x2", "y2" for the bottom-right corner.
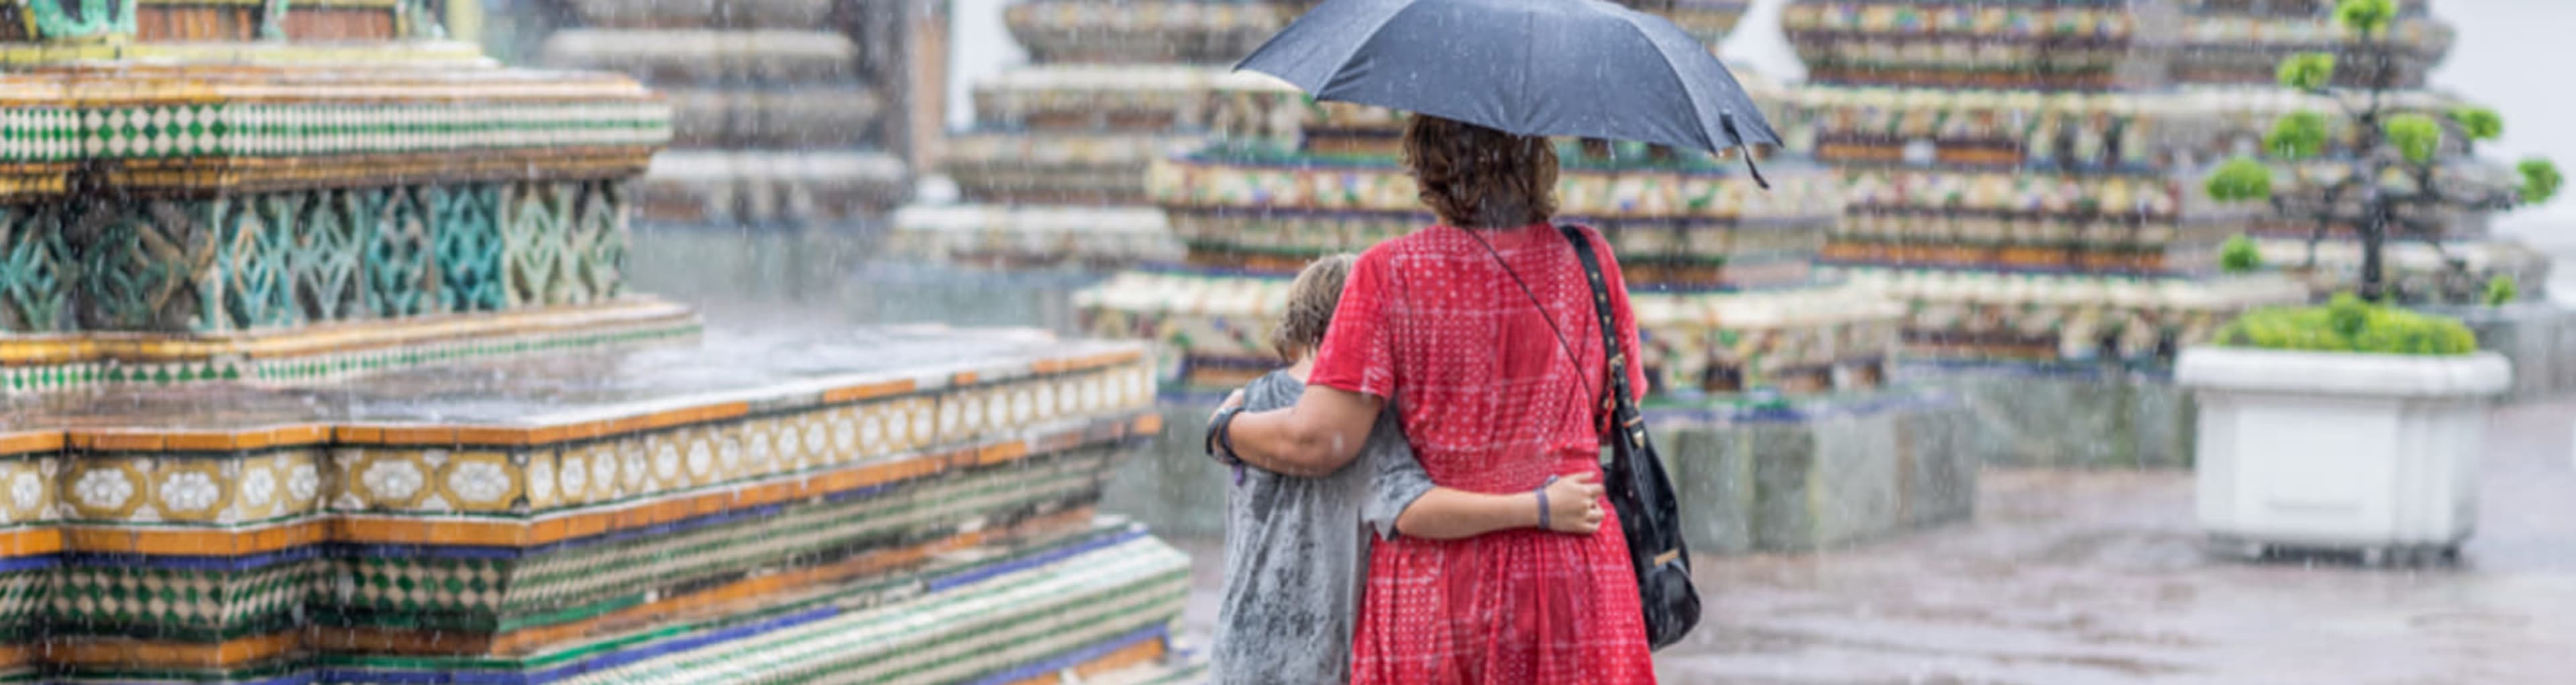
[
  {"x1": 46, "y1": 631, "x2": 299, "y2": 670},
  {"x1": 0, "y1": 300, "x2": 692, "y2": 366},
  {"x1": 22, "y1": 411, "x2": 1152, "y2": 556},
  {"x1": 1002, "y1": 638, "x2": 1169, "y2": 685}
]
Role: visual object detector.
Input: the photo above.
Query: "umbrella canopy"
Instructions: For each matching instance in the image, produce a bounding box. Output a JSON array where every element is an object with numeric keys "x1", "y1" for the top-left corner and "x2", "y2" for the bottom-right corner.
[{"x1": 1236, "y1": 0, "x2": 1781, "y2": 182}]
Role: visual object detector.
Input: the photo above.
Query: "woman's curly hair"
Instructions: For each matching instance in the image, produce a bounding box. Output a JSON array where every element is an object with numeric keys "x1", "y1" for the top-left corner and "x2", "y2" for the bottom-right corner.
[
  {"x1": 1402, "y1": 115, "x2": 1560, "y2": 229},
  {"x1": 1271, "y1": 253, "x2": 1359, "y2": 362}
]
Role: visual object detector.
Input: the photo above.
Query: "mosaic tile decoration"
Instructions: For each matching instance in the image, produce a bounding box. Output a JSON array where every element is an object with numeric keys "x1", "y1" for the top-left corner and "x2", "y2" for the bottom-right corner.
[
  {"x1": 1842, "y1": 267, "x2": 2307, "y2": 362},
  {"x1": 3, "y1": 0, "x2": 462, "y2": 43},
  {"x1": 0, "y1": 63, "x2": 665, "y2": 198},
  {"x1": 1055, "y1": 10, "x2": 1900, "y2": 398},
  {"x1": 0, "y1": 329, "x2": 1189, "y2": 682},
  {"x1": 1772, "y1": 0, "x2": 2512, "y2": 363},
  {"x1": 1146, "y1": 153, "x2": 1847, "y2": 226},
  {"x1": 1783, "y1": 0, "x2": 2184, "y2": 92},
  {"x1": 0, "y1": 178, "x2": 647, "y2": 335},
  {"x1": 1079, "y1": 268, "x2": 1904, "y2": 394},
  {"x1": 2174, "y1": 5, "x2": 2452, "y2": 88}
]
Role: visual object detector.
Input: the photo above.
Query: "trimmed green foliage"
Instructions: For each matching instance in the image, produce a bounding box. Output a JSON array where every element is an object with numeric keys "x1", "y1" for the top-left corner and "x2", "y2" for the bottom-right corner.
[
  {"x1": 2336, "y1": 0, "x2": 2397, "y2": 32},
  {"x1": 2520, "y1": 158, "x2": 2563, "y2": 205},
  {"x1": 2220, "y1": 234, "x2": 2263, "y2": 274},
  {"x1": 2275, "y1": 52, "x2": 2337, "y2": 91},
  {"x1": 2484, "y1": 274, "x2": 2519, "y2": 307},
  {"x1": 2265, "y1": 109, "x2": 2330, "y2": 159},
  {"x1": 2449, "y1": 107, "x2": 2504, "y2": 141},
  {"x1": 2207, "y1": 157, "x2": 2274, "y2": 201},
  {"x1": 2385, "y1": 113, "x2": 2443, "y2": 164},
  {"x1": 2213, "y1": 293, "x2": 2477, "y2": 356}
]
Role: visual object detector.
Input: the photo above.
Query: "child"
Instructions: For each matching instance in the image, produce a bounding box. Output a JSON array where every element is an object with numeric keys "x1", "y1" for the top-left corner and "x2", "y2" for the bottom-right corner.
[{"x1": 1205, "y1": 254, "x2": 1603, "y2": 684}]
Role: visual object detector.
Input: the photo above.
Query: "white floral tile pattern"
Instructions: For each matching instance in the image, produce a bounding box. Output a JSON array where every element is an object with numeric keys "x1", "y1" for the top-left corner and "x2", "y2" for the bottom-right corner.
[
  {"x1": 239, "y1": 466, "x2": 278, "y2": 512},
  {"x1": 68, "y1": 466, "x2": 140, "y2": 518},
  {"x1": 156, "y1": 468, "x2": 227, "y2": 520},
  {"x1": 357, "y1": 456, "x2": 429, "y2": 509},
  {"x1": 444, "y1": 458, "x2": 517, "y2": 507},
  {"x1": 18, "y1": 357, "x2": 1156, "y2": 519},
  {"x1": 524, "y1": 452, "x2": 557, "y2": 509},
  {"x1": 7, "y1": 467, "x2": 46, "y2": 519}
]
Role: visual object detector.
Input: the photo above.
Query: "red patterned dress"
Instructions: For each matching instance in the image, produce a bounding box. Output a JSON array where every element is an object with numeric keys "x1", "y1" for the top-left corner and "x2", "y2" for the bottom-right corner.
[{"x1": 1309, "y1": 222, "x2": 1656, "y2": 684}]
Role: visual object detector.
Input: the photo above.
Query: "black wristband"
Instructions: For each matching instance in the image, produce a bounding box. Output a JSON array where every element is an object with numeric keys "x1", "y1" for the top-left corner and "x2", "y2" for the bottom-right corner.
[{"x1": 1205, "y1": 406, "x2": 1244, "y2": 463}]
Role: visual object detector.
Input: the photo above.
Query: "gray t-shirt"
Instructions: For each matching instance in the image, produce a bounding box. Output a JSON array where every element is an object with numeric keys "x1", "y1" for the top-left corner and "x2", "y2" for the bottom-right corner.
[{"x1": 1212, "y1": 370, "x2": 1435, "y2": 685}]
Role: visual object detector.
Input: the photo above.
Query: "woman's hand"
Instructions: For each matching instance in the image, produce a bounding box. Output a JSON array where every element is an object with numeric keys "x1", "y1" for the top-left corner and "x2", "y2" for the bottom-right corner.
[
  {"x1": 1542, "y1": 473, "x2": 1605, "y2": 535},
  {"x1": 1210, "y1": 388, "x2": 1246, "y2": 424}
]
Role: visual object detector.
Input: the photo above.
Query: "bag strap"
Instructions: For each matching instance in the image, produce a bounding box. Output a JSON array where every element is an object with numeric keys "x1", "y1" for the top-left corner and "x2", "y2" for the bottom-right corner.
[{"x1": 1558, "y1": 225, "x2": 1649, "y2": 451}]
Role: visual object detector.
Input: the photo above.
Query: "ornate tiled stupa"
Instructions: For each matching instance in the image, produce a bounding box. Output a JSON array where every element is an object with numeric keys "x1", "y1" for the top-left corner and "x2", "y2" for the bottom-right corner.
[
  {"x1": 1777, "y1": 0, "x2": 2309, "y2": 368},
  {"x1": 1078, "y1": 5, "x2": 1982, "y2": 553},
  {"x1": 1081, "y1": 92, "x2": 1903, "y2": 398},
  {"x1": 541, "y1": 0, "x2": 912, "y2": 229},
  {"x1": 0, "y1": 3, "x2": 1197, "y2": 683},
  {"x1": 887, "y1": 0, "x2": 1295, "y2": 267}
]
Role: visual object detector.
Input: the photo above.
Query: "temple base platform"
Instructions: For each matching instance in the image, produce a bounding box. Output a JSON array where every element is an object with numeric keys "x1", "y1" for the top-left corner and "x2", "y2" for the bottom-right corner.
[
  {"x1": 1900, "y1": 362, "x2": 2198, "y2": 470},
  {"x1": 0, "y1": 325, "x2": 1196, "y2": 684}
]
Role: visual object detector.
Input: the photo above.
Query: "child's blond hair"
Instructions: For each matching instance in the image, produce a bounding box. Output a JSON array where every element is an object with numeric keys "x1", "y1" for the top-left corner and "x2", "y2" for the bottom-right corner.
[{"x1": 1271, "y1": 254, "x2": 1359, "y2": 362}]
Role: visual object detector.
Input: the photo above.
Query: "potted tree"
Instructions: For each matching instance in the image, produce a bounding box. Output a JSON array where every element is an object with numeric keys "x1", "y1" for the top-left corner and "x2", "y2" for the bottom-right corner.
[{"x1": 2181, "y1": 0, "x2": 2553, "y2": 566}]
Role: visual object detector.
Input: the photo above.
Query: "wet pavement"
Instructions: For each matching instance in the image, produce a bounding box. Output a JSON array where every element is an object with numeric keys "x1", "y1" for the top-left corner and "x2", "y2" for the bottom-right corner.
[{"x1": 1169, "y1": 399, "x2": 2576, "y2": 684}]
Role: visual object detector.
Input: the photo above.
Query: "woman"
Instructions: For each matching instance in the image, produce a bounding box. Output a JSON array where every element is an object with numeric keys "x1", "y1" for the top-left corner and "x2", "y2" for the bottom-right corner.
[{"x1": 1209, "y1": 115, "x2": 1656, "y2": 684}]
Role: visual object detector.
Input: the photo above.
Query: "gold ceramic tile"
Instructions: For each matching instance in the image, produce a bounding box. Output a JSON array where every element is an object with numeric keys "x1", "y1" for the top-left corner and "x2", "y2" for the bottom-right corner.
[
  {"x1": 711, "y1": 423, "x2": 748, "y2": 480},
  {"x1": 551, "y1": 447, "x2": 590, "y2": 506},
  {"x1": 229, "y1": 458, "x2": 284, "y2": 522},
  {"x1": 832, "y1": 406, "x2": 865, "y2": 462},
  {"x1": 740, "y1": 417, "x2": 783, "y2": 477},
  {"x1": 345, "y1": 450, "x2": 433, "y2": 511},
  {"x1": 436, "y1": 451, "x2": 521, "y2": 512},
  {"x1": 151, "y1": 460, "x2": 233, "y2": 523},
  {"x1": 583, "y1": 443, "x2": 619, "y2": 504},
  {"x1": 856, "y1": 403, "x2": 889, "y2": 458},
  {"x1": 678, "y1": 427, "x2": 719, "y2": 486},
  {"x1": 935, "y1": 394, "x2": 963, "y2": 443},
  {"x1": 62, "y1": 460, "x2": 146, "y2": 520},
  {"x1": 0, "y1": 458, "x2": 54, "y2": 525},
  {"x1": 615, "y1": 437, "x2": 650, "y2": 497}
]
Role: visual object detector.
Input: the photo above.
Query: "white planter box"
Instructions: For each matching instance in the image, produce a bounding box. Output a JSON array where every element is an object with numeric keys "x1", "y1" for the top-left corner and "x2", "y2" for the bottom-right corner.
[{"x1": 2176, "y1": 348, "x2": 2510, "y2": 560}]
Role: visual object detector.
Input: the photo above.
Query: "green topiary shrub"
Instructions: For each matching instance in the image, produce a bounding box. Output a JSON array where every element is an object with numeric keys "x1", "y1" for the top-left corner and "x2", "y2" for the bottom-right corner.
[
  {"x1": 2336, "y1": 0, "x2": 2396, "y2": 32},
  {"x1": 2485, "y1": 274, "x2": 2519, "y2": 307},
  {"x1": 2212, "y1": 293, "x2": 2477, "y2": 356},
  {"x1": 2219, "y1": 234, "x2": 2263, "y2": 274}
]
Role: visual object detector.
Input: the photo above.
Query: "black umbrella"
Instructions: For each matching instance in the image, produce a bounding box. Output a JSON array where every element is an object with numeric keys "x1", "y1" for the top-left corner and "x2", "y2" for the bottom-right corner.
[{"x1": 1236, "y1": 0, "x2": 1782, "y2": 186}]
